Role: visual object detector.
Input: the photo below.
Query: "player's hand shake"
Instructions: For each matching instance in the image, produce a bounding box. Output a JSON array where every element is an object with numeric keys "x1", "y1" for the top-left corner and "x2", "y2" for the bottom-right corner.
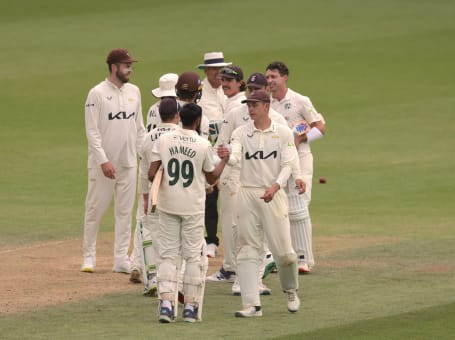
[
  {"x1": 216, "y1": 144, "x2": 231, "y2": 162},
  {"x1": 260, "y1": 183, "x2": 280, "y2": 203}
]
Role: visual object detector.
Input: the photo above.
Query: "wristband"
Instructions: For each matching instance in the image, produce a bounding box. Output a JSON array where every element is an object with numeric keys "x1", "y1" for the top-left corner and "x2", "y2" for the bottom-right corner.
[{"x1": 306, "y1": 127, "x2": 323, "y2": 143}]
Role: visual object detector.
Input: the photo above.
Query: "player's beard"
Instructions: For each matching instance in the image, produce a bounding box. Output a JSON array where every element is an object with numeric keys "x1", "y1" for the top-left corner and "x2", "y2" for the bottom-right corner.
[{"x1": 116, "y1": 69, "x2": 130, "y2": 84}]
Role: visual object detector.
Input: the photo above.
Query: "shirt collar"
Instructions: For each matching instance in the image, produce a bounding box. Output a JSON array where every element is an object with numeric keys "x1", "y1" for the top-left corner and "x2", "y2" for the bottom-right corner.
[
  {"x1": 272, "y1": 87, "x2": 291, "y2": 104},
  {"x1": 227, "y1": 91, "x2": 246, "y2": 103},
  {"x1": 248, "y1": 118, "x2": 277, "y2": 134},
  {"x1": 158, "y1": 123, "x2": 177, "y2": 128},
  {"x1": 105, "y1": 78, "x2": 124, "y2": 90},
  {"x1": 177, "y1": 126, "x2": 199, "y2": 137}
]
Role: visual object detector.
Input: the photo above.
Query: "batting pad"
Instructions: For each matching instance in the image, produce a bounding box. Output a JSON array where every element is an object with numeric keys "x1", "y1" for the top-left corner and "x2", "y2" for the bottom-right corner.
[
  {"x1": 157, "y1": 261, "x2": 178, "y2": 299},
  {"x1": 290, "y1": 217, "x2": 314, "y2": 267},
  {"x1": 287, "y1": 181, "x2": 308, "y2": 218},
  {"x1": 183, "y1": 261, "x2": 206, "y2": 304}
]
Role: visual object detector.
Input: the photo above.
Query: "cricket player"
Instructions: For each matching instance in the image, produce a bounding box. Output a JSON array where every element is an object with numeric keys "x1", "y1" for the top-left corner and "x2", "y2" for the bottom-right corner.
[
  {"x1": 145, "y1": 73, "x2": 179, "y2": 132},
  {"x1": 197, "y1": 51, "x2": 230, "y2": 123},
  {"x1": 210, "y1": 72, "x2": 288, "y2": 296},
  {"x1": 174, "y1": 71, "x2": 210, "y2": 139},
  {"x1": 81, "y1": 48, "x2": 145, "y2": 273},
  {"x1": 266, "y1": 61, "x2": 326, "y2": 273},
  {"x1": 148, "y1": 103, "x2": 228, "y2": 323},
  {"x1": 129, "y1": 72, "x2": 178, "y2": 284},
  {"x1": 218, "y1": 90, "x2": 305, "y2": 317},
  {"x1": 196, "y1": 52, "x2": 231, "y2": 259},
  {"x1": 206, "y1": 65, "x2": 246, "y2": 282},
  {"x1": 129, "y1": 98, "x2": 180, "y2": 295}
]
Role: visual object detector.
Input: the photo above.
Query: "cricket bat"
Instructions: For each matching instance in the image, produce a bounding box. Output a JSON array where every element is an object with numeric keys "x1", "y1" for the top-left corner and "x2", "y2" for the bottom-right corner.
[{"x1": 149, "y1": 166, "x2": 163, "y2": 213}]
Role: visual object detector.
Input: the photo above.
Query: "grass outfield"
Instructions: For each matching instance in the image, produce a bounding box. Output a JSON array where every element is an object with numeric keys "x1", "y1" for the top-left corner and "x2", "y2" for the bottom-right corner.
[{"x1": 1, "y1": 0, "x2": 454, "y2": 339}]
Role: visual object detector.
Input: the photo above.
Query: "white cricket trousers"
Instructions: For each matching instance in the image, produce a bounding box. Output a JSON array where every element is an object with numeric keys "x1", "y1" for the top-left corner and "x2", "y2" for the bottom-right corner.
[
  {"x1": 157, "y1": 211, "x2": 206, "y2": 304},
  {"x1": 82, "y1": 166, "x2": 137, "y2": 265},
  {"x1": 236, "y1": 187, "x2": 298, "y2": 308},
  {"x1": 219, "y1": 165, "x2": 240, "y2": 273}
]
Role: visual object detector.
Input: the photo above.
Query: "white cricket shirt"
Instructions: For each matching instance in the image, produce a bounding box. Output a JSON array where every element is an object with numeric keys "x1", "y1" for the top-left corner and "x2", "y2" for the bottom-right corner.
[
  {"x1": 270, "y1": 88, "x2": 322, "y2": 155},
  {"x1": 217, "y1": 105, "x2": 288, "y2": 146},
  {"x1": 145, "y1": 101, "x2": 160, "y2": 132},
  {"x1": 151, "y1": 127, "x2": 216, "y2": 215},
  {"x1": 85, "y1": 79, "x2": 145, "y2": 168},
  {"x1": 139, "y1": 123, "x2": 178, "y2": 194},
  {"x1": 224, "y1": 91, "x2": 246, "y2": 115},
  {"x1": 198, "y1": 77, "x2": 226, "y2": 122},
  {"x1": 229, "y1": 120, "x2": 298, "y2": 189}
]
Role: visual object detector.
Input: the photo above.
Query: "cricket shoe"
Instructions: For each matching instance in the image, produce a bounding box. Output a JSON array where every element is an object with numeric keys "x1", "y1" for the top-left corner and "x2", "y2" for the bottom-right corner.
[
  {"x1": 183, "y1": 305, "x2": 199, "y2": 323},
  {"x1": 158, "y1": 301, "x2": 175, "y2": 323},
  {"x1": 259, "y1": 281, "x2": 271, "y2": 295},
  {"x1": 235, "y1": 306, "x2": 262, "y2": 318},
  {"x1": 286, "y1": 289, "x2": 300, "y2": 313},
  {"x1": 206, "y1": 267, "x2": 236, "y2": 282},
  {"x1": 298, "y1": 259, "x2": 311, "y2": 274},
  {"x1": 113, "y1": 259, "x2": 132, "y2": 274},
  {"x1": 206, "y1": 243, "x2": 218, "y2": 258},
  {"x1": 80, "y1": 256, "x2": 95, "y2": 273},
  {"x1": 129, "y1": 268, "x2": 142, "y2": 284},
  {"x1": 143, "y1": 272, "x2": 157, "y2": 297}
]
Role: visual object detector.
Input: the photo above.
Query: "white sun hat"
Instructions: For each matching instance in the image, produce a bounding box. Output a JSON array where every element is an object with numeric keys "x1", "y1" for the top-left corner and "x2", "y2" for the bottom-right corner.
[
  {"x1": 151, "y1": 73, "x2": 179, "y2": 98},
  {"x1": 197, "y1": 52, "x2": 232, "y2": 69}
]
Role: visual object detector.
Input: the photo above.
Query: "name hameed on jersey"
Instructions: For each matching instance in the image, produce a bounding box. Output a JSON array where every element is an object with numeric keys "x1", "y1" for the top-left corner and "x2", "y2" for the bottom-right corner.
[{"x1": 169, "y1": 146, "x2": 197, "y2": 158}]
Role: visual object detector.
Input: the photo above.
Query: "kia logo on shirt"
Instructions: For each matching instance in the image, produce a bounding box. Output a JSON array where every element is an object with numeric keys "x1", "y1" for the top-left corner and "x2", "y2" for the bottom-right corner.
[
  {"x1": 245, "y1": 150, "x2": 278, "y2": 160},
  {"x1": 108, "y1": 112, "x2": 136, "y2": 120}
]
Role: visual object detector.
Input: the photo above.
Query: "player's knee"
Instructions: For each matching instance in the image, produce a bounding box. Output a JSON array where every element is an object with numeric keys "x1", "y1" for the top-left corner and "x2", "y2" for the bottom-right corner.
[
  {"x1": 157, "y1": 260, "x2": 177, "y2": 282},
  {"x1": 237, "y1": 245, "x2": 260, "y2": 262},
  {"x1": 183, "y1": 248, "x2": 206, "y2": 265},
  {"x1": 275, "y1": 252, "x2": 297, "y2": 266},
  {"x1": 184, "y1": 264, "x2": 203, "y2": 285}
]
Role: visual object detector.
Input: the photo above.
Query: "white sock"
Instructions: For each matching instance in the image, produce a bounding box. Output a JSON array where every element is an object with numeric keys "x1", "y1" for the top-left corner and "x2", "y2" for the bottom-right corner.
[
  {"x1": 184, "y1": 303, "x2": 195, "y2": 311},
  {"x1": 162, "y1": 300, "x2": 172, "y2": 309}
]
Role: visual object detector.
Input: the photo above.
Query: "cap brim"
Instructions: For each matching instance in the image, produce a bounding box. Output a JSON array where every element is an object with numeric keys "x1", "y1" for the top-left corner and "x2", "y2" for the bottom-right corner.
[
  {"x1": 246, "y1": 84, "x2": 264, "y2": 89},
  {"x1": 241, "y1": 98, "x2": 270, "y2": 104},
  {"x1": 151, "y1": 89, "x2": 177, "y2": 98},
  {"x1": 197, "y1": 62, "x2": 232, "y2": 70}
]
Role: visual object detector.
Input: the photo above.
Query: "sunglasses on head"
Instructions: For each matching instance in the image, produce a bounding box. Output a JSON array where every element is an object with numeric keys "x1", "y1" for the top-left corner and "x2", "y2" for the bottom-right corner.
[{"x1": 220, "y1": 67, "x2": 239, "y2": 76}]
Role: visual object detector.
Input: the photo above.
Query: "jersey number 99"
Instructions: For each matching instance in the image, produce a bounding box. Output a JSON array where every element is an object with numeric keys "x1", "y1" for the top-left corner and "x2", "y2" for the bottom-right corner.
[{"x1": 167, "y1": 158, "x2": 194, "y2": 188}]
